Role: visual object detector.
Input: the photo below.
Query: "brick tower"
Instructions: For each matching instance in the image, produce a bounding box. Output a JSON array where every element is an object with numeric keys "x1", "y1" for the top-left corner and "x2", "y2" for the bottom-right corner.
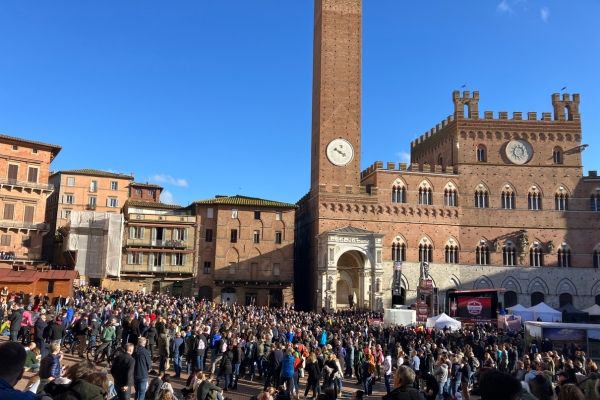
[{"x1": 310, "y1": 0, "x2": 362, "y2": 192}]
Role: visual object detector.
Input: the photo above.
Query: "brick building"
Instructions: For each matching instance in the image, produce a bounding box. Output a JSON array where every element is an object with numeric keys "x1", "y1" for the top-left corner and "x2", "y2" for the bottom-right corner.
[
  {"x1": 44, "y1": 169, "x2": 133, "y2": 261},
  {"x1": 193, "y1": 195, "x2": 296, "y2": 307},
  {"x1": 295, "y1": 0, "x2": 600, "y2": 312},
  {"x1": 129, "y1": 182, "x2": 163, "y2": 203},
  {"x1": 0, "y1": 134, "x2": 61, "y2": 264},
  {"x1": 120, "y1": 200, "x2": 195, "y2": 295}
]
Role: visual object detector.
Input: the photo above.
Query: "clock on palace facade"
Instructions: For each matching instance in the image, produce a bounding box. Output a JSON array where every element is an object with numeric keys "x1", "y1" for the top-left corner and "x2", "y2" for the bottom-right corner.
[{"x1": 505, "y1": 139, "x2": 533, "y2": 165}]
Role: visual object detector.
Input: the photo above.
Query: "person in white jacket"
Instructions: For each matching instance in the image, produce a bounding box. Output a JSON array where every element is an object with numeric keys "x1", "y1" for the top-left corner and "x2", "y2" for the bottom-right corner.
[{"x1": 383, "y1": 351, "x2": 393, "y2": 394}]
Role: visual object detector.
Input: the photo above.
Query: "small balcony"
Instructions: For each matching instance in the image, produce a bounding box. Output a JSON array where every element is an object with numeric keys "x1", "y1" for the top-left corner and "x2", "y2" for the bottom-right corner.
[
  {"x1": 0, "y1": 178, "x2": 54, "y2": 194},
  {"x1": 125, "y1": 239, "x2": 189, "y2": 249},
  {"x1": 86, "y1": 204, "x2": 97, "y2": 211},
  {"x1": 0, "y1": 221, "x2": 50, "y2": 232}
]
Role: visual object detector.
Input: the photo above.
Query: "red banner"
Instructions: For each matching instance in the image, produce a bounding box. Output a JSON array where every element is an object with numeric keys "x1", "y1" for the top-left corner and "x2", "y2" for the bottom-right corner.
[
  {"x1": 457, "y1": 297, "x2": 492, "y2": 321},
  {"x1": 416, "y1": 300, "x2": 429, "y2": 322}
]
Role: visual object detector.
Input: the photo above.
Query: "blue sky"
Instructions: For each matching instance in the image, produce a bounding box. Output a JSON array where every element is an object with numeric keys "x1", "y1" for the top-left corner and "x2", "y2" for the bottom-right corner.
[{"x1": 1, "y1": 1, "x2": 599, "y2": 205}]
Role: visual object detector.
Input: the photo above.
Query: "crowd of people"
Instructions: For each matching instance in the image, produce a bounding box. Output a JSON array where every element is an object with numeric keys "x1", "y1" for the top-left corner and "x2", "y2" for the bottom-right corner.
[{"x1": 0, "y1": 286, "x2": 598, "y2": 400}]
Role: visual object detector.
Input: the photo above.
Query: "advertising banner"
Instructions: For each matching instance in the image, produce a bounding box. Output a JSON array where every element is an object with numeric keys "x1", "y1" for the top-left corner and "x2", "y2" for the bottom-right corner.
[
  {"x1": 543, "y1": 327, "x2": 587, "y2": 352},
  {"x1": 419, "y1": 278, "x2": 433, "y2": 295},
  {"x1": 457, "y1": 297, "x2": 492, "y2": 321},
  {"x1": 417, "y1": 300, "x2": 429, "y2": 322}
]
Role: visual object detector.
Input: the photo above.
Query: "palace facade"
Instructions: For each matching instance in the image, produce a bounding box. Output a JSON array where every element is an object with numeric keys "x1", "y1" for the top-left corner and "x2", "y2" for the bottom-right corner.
[{"x1": 295, "y1": 0, "x2": 600, "y2": 312}]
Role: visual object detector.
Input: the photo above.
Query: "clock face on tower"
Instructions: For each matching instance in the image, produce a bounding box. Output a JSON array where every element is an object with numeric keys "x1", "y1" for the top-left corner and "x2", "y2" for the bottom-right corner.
[
  {"x1": 326, "y1": 138, "x2": 354, "y2": 166},
  {"x1": 505, "y1": 140, "x2": 533, "y2": 165}
]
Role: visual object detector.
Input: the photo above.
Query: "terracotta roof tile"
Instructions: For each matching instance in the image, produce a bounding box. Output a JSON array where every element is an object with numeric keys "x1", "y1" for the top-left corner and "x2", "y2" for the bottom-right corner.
[
  {"x1": 52, "y1": 169, "x2": 134, "y2": 180},
  {"x1": 125, "y1": 200, "x2": 183, "y2": 209},
  {"x1": 193, "y1": 195, "x2": 296, "y2": 209}
]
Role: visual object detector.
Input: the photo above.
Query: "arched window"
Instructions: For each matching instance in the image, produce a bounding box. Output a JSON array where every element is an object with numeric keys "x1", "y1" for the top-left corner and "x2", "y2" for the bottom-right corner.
[
  {"x1": 559, "y1": 293, "x2": 573, "y2": 307},
  {"x1": 391, "y1": 183, "x2": 407, "y2": 204},
  {"x1": 591, "y1": 193, "x2": 600, "y2": 212},
  {"x1": 504, "y1": 291, "x2": 518, "y2": 308},
  {"x1": 476, "y1": 243, "x2": 490, "y2": 265},
  {"x1": 528, "y1": 186, "x2": 542, "y2": 211},
  {"x1": 477, "y1": 144, "x2": 487, "y2": 162},
  {"x1": 474, "y1": 187, "x2": 489, "y2": 208},
  {"x1": 418, "y1": 183, "x2": 433, "y2": 205},
  {"x1": 501, "y1": 187, "x2": 516, "y2": 210},
  {"x1": 555, "y1": 189, "x2": 569, "y2": 211},
  {"x1": 445, "y1": 241, "x2": 459, "y2": 264},
  {"x1": 553, "y1": 147, "x2": 563, "y2": 164},
  {"x1": 594, "y1": 248, "x2": 600, "y2": 268},
  {"x1": 557, "y1": 244, "x2": 571, "y2": 268},
  {"x1": 391, "y1": 241, "x2": 406, "y2": 262},
  {"x1": 503, "y1": 242, "x2": 517, "y2": 266},
  {"x1": 531, "y1": 292, "x2": 545, "y2": 306},
  {"x1": 443, "y1": 182, "x2": 458, "y2": 207},
  {"x1": 530, "y1": 243, "x2": 544, "y2": 267},
  {"x1": 418, "y1": 239, "x2": 433, "y2": 262}
]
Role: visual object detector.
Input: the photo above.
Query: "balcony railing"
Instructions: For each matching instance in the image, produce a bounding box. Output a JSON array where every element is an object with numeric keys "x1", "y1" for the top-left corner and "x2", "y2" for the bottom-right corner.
[
  {"x1": 0, "y1": 178, "x2": 54, "y2": 192},
  {"x1": 125, "y1": 239, "x2": 188, "y2": 248},
  {"x1": 0, "y1": 221, "x2": 50, "y2": 231},
  {"x1": 86, "y1": 204, "x2": 97, "y2": 210}
]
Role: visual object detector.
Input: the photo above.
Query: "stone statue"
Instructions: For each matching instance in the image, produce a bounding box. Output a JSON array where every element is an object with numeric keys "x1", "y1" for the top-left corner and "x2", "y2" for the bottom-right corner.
[
  {"x1": 492, "y1": 240, "x2": 500, "y2": 252},
  {"x1": 546, "y1": 241, "x2": 555, "y2": 253},
  {"x1": 327, "y1": 276, "x2": 333, "y2": 291}
]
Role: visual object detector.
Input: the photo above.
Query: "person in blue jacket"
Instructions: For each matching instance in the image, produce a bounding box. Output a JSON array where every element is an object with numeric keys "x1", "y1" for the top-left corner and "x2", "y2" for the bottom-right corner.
[
  {"x1": 280, "y1": 347, "x2": 297, "y2": 396},
  {"x1": 319, "y1": 330, "x2": 328, "y2": 347}
]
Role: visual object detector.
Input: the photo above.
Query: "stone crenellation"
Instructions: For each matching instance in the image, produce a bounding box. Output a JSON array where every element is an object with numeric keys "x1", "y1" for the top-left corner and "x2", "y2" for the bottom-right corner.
[
  {"x1": 360, "y1": 161, "x2": 458, "y2": 179},
  {"x1": 410, "y1": 92, "x2": 581, "y2": 151}
]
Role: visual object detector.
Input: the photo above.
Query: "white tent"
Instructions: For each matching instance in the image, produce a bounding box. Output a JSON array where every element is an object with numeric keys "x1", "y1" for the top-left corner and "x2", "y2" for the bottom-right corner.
[
  {"x1": 508, "y1": 304, "x2": 534, "y2": 321},
  {"x1": 528, "y1": 302, "x2": 562, "y2": 322},
  {"x1": 583, "y1": 304, "x2": 600, "y2": 316},
  {"x1": 426, "y1": 313, "x2": 462, "y2": 331}
]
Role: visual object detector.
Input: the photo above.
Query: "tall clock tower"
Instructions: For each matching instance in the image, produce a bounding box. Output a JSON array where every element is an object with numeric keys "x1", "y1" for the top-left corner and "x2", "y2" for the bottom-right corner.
[{"x1": 310, "y1": 0, "x2": 362, "y2": 191}]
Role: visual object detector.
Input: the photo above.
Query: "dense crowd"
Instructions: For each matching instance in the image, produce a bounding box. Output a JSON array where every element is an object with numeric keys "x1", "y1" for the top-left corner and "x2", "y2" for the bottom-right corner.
[{"x1": 0, "y1": 286, "x2": 598, "y2": 400}]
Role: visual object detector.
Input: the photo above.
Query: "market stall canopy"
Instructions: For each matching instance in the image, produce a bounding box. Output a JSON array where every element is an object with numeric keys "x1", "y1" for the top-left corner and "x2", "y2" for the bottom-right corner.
[
  {"x1": 528, "y1": 302, "x2": 562, "y2": 322},
  {"x1": 508, "y1": 304, "x2": 534, "y2": 321},
  {"x1": 558, "y1": 303, "x2": 589, "y2": 323},
  {"x1": 583, "y1": 304, "x2": 600, "y2": 316},
  {"x1": 426, "y1": 313, "x2": 462, "y2": 331}
]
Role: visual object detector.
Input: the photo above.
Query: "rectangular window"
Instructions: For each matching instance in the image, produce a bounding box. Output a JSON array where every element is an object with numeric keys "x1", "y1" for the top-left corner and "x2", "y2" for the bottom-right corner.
[
  {"x1": 231, "y1": 209, "x2": 238, "y2": 219},
  {"x1": 203, "y1": 261, "x2": 212, "y2": 274},
  {"x1": 254, "y1": 211, "x2": 261, "y2": 220},
  {"x1": 253, "y1": 230, "x2": 260, "y2": 244},
  {"x1": 64, "y1": 209, "x2": 72, "y2": 219},
  {"x1": 205, "y1": 229, "x2": 213, "y2": 242},
  {"x1": 23, "y1": 206, "x2": 34, "y2": 224},
  {"x1": 129, "y1": 226, "x2": 144, "y2": 239},
  {"x1": 108, "y1": 197, "x2": 118, "y2": 208},
  {"x1": 136, "y1": 188, "x2": 142, "y2": 196},
  {"x1": 127, "y1": 252, "x2": 143, "y2": 265},
  {"x1": 12, "y1": 145, "x2": 18, "y2": 151},
  {"x1": 90, "y1": 180, "x2": 98, "y2": 193},
  {"x1": 110, "y1": 181, "x2": 118, "y2": 190},
  {"x1": 153, "y1": 253, "x2": 164, "y2": 267},
  {"x1": 230, "y1": 229, "x2": 238, "y2": 243},
  {"x1": 275, "y1": 211, "x2": 282, "y2": 221},
  {"x1": 172, "y1": 228, "x2": 187, "y2": 241},
  {"x1": 64, "y1": 194, "x2": 74, "y2": 204},
  {"x1": 47, "y1": 280, "x2": 55, "y2": 294},
  {"x1": 32, "y1": 148, "x2": 38, "y2": 154},
  {"x1": 0, "y1": 235, "x2": 11, "y2": 246},
  {"x1": 172, "y1": 253, "x2": 185, "y2": 266},
  {"x1": 88, "y1": 196, "x2": 97, "y2": 208},
  {"x1": 66, "y1": 177, "x2": 75, "y2": 187},
  {"x1": 7, "y1": 164, "x2": 18, "y2": 182},
  {"x1": 27, "y1": 167, "x2": 38, "y2": 183},
  {"x1": 207, "y1": 208, "x2": 214, "y2": 219},
  {"x1": 3, "y1": 203, "x2": 15, "y2": 220},
  {"x1": 275, "y1": 231, "x2": 282, "y2": 244}
]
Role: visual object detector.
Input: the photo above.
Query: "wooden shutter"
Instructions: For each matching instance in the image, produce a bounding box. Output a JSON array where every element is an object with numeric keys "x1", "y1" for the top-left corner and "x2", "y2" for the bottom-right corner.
[
  {"x1": 127, "y1": 253, "x2": 133, "y2": 264},
  {"x1": 148, "y1": 253, "x2": 155, "y2": 267},
  {"x1": 129, "y1": 227, "x2": 135, "y2": 238},
  {"x1": 171, "y1": 254, "x2": 176, "y2": 265},
  {"x1": 139, "y1": 227, "x2": 145, "y2": 239},
  {"x1": 182, "y1": 228, "x2": 188, "y2": 241},
  {"x1": 139, "y1": 253, "x2": 144, "y2": 265},
  {"x1": 151, "y1": 228, "x2": 157, "y2": 241},
  {"x1": 27, "y1": 167, "x2": 38, "y2": 183},
  {"x1": 3, "y1": 204, "x2": 15, "y2": 220},
  {"x1": 7, "y1": 164, "x2": 18, "y2": 181},
  {"x1": 23, "y1": 206, "x2": 34, "y2": 224},
  {"x1": 182, "y1": 254, "x2": 186, "y2": 265}
]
